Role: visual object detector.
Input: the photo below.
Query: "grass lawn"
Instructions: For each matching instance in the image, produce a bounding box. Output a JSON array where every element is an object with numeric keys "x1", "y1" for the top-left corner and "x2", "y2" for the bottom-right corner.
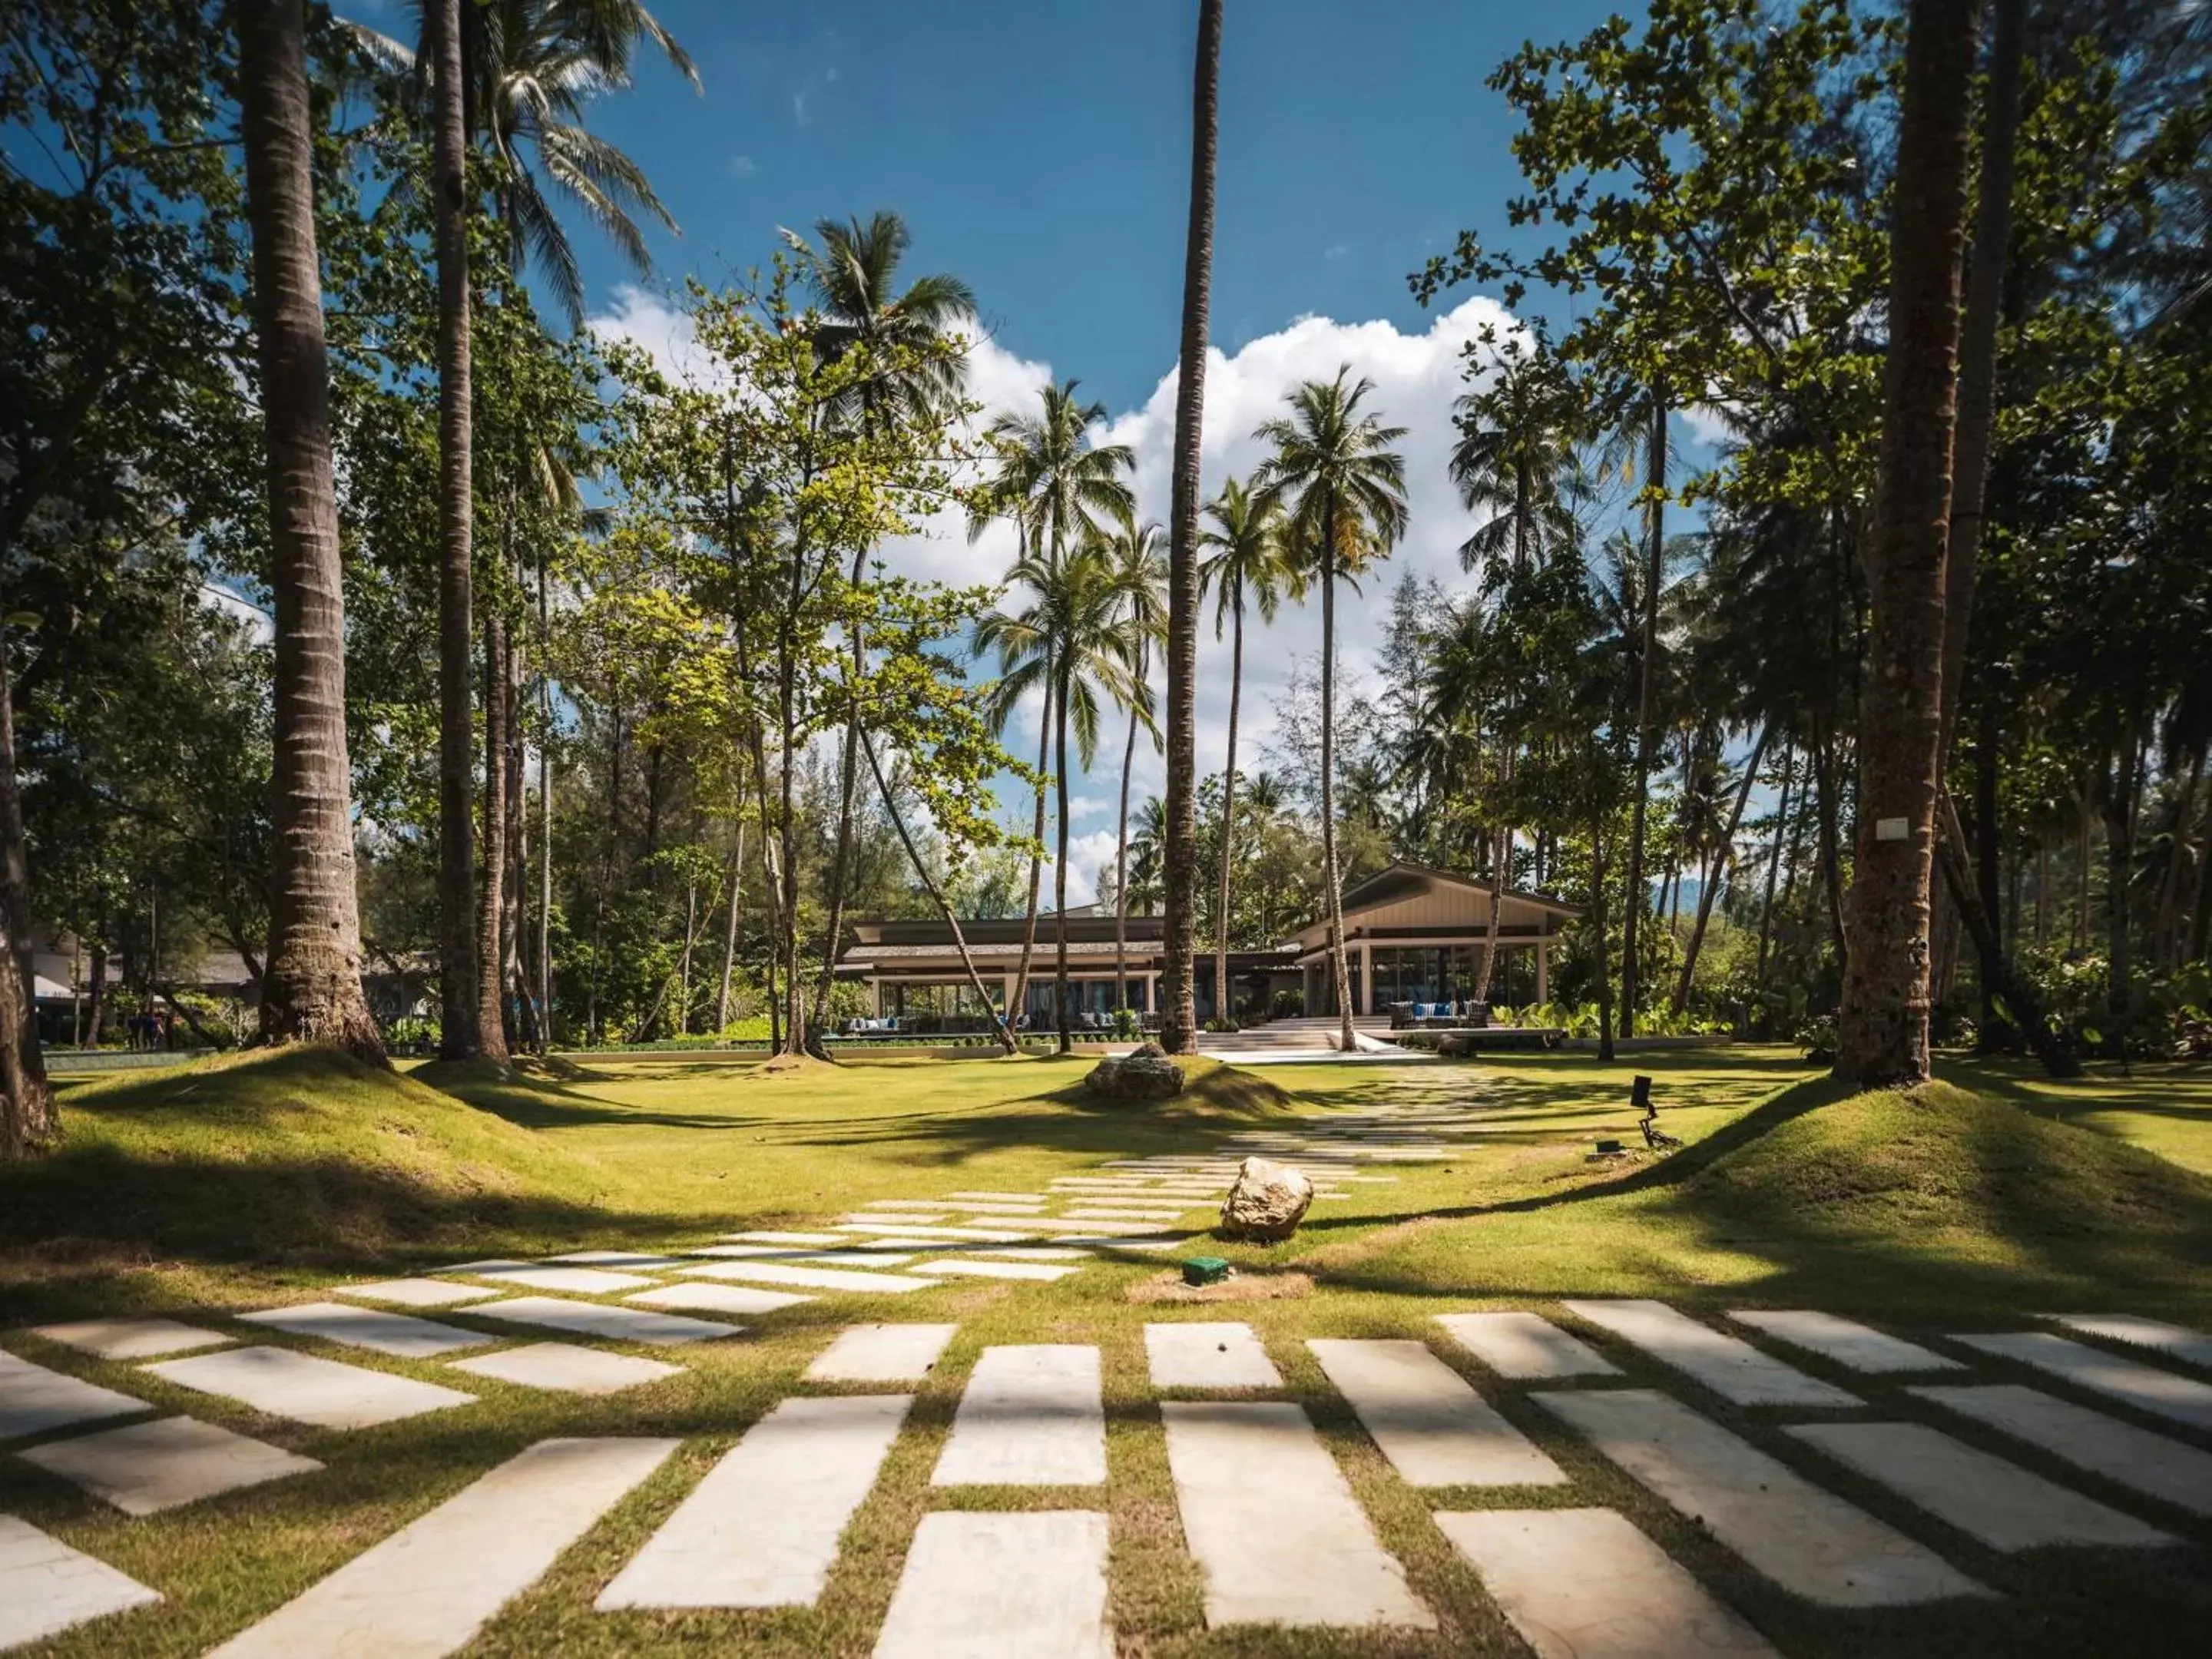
[{"x1": 2, "y1": 1043, "x2": 2209, "y2": 1655}]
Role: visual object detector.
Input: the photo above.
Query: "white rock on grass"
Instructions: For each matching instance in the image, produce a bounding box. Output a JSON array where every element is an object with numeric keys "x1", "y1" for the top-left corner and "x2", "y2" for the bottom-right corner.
[
  {"x1": 239, "y1": 1302, "x2": 491, "y2": 1359},
  {"x1": 1728, "y1": 1311, "x2": 1961, "y2": 1375},
  {"x1": 1216, "y1": 1158, "x2": 1314, "y2": 1242},
  {"x1": 449, "y1": 1343, "x2": 682, "y2": 1396},
  {"x1": 1953, "y1": 1331, "x2": 2212, "y2": 1432},
  {"x1": 628, "y1": 1283, "x2": 813, "y2": 1316},
  {"x1": 1911, "y1": 1383, "x2": 2212, "y2": 1519},
  {"x1": 872, "y1": 1510, "x2": 1112, "y2": 1659},
  {"x1": 2038, "y1": 1314, "x2": 2212, "y2": 1373},
  {"x1": 933, "y1": 1346, "x2": 1105, "y2": 1487},
  {"x1": 1144, "y1": 1323, "x2": 1282, "y2": 1390},
  {"x1": 598, "y1": 1393, "x2": 912, "y2": 1609},
  {"x1": 0, "y1": 1512, "x2": 161, "y2": 1651},
  {"x1": 208, "y1": 1437, "x2": 677, "y2": 1658},
  {"x1": 144, "y1": 1347, "x2": 475, "y2": 1431},
  {"x1": 1434, "y1": 1312, "x2": 1621, "y2": 1380},
  {"x1": 1785, "y1": 1421, "x2": 2171, "y2": 1551},
  {"x1": 1307, "y1": 1339, "x2": 1566, "y2": 1488},
  {"x1": 457, "y1": 1296, "x2": 740, "y2": 1347},
  {"x1": 333, "y1": 1279, "x2": 492, "y2": 1310},
  {"x1": 0, "y1": 1349, "x2": 147, "y2": 1439},
  {"x1": 25, "y1": 1318, "x2": 231, "y2": 1362},
  {"x1": 20, "y1": 1415, "x2": 320, "y2": 1515},
  {"x1": 1535, "y1": 1388, "x2": 1986, "y2": 1607},
  {"x1": 1436, "y1": 1507, "x2": 1778, "y2": 1659},
  {"x1": 1561, "y1": 1300, "x2": 1861, "y2": 1408},
  {"x1": 805, "y1": 1325, "x2": 959, "y2": 1384}
]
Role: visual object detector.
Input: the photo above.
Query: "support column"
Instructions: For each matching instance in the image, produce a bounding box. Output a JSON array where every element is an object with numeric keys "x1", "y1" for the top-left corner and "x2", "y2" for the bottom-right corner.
[
  {"x1": 869, "y1": 978, "x2": 882, "y2": 1016},
  {"x1": 1535, "y1": 938, "x2": 1549, "y2": 1003},
  {"x1": 1358, "y1": 939, "x2": 1373, "y2": 1017},
  {"x1": 1002, "y1": 973, "x2": 1018, "y2": 1017}
]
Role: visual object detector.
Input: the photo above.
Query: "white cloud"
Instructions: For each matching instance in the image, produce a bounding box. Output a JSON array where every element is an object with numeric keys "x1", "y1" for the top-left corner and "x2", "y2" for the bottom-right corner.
[
  {"x1": 727, "y1": 154, "x2": 757, "y2": 177},
  {"x1": 1038, "y1": 828, "x2": 1123, "y2": 908}
]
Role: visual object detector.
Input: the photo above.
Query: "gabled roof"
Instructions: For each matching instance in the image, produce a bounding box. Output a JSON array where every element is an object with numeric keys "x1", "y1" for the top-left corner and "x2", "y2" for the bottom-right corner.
[{"x1": 1337, "y1": 859, "x2": 1578, "y2": 918}]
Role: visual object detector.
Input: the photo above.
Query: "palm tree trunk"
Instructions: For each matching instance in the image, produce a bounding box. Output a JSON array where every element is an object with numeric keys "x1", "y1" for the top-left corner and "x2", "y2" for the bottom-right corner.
[
  {"x1": 1010, "y1": 666, "x2": 1054, "y2": 1038},
  {"x1": 236, "y1": 0, "x2": 382, "y2": 1064},
  {"x1": 1591, "y1": 793, "x2": 1614, "y2": 1063},
  {"x1": 535, "y1": 553, "x2": 553, "y2": 1050},
  {"x1": 1160, "y1": 0, "x2": 1223, "y2": 1058},
  {"x1": 1618, "y1": 384, "x2": 1667, "y2": 1040},
  {"x1": 717, "y1": 813, "x2": 744, "y2": 1029},
  {"x1": 475, "y1": 611, "x2": 511, "y2": 1064},
  {"x1": 2160, "y1": 745, "x2": 2204, "y2": 969},
  {"x1": 2103, "y1": 740, "x2": 2142, "y2": 1053},
  {"x1": 1473, "y1": 823, "x2": 1510, "y2": 1005},
  {"x1": 1114, "y1": 695, "x2": 1138, "y2": 1015},
  {"x1": 811, "y1": 542, "x2": 870, "y2": 1035},
  {"x1": 1836, "y1": 0, "x2": 1980, "y2": 1084},
  {"x1": 1055, "y1": 662, "x2": 1074, "y2": 1056},
  {"x1": 0, "y1": 637, "x2": 51, "y2": 1157},
  {"x1": 1320, "y1": 517, "x2": 1356, "y2": 1050},
  {"x1": 1755, "y1": 744, "x2": 1796, "y2": 994},
  {"x1": 504, "y1": 618, "x2": 526, "y2": 1048},
  {"x1": 1214, "y1": 583, "x2": 1244, "y2": 1025},
  {"x1": 1676, "y1": 725, "x2": 1770, "y2": 1012},
  {"x1": 2190, "y1": 779, "x2": 2212, "y2": 964}
]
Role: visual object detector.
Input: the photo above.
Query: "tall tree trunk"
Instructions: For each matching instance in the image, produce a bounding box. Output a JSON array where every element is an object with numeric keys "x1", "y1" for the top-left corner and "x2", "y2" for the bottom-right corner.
[
  {"x1": 678, "y1": 874, "x2": 697, "y2": 1035},
  {"x1": 1971, "y1": 703, "x2": 2005, "y2": 1045},
  {"x1": 1214, "y1": 581, "x2": 1244, "y2": 1026},
  {"x1": 1755, "y1": 744, "x2": 1796, "y2": 995},
  {"x1": 1320, "y1": 512, "x2": 1356, "y2": 1049},
  {"x1": 1676, "y1": 725, "x2": 1770, "y2": 1012},
  {"x1": 1591, "y1": 794, "x2": 1614, "y2": 1063},
  {"x1": 429, "y1": 0, "x2": 478, "y2": 1060},
  {"x1": 1054, "y1": 662, "x2": 1074, "y2": 1056},
  {"x1": 84, "y1": 937, "x2": 107, "y2": 1048},
  {"x1": 1114, "y1": 694, "x2": 1138, "y2": 1015},
  {"x1": 2190, "y1": 777, "x2": 2212, "y2": 964},
  {"x1": 1619, "y1": 384, "x2": 1667, "y2": 1038},
  {"x1": 536, "y1": 552, "x2": 553, "y2": 1049},
  {"x1": 1836, "y1": 0, "x2": 1981, "y2": 1086},
  {"x1": 717, "y1": 813, "x2": 744, "y2": 1029},
  {"x1": 2154, "y1": 745, "x2": 2200, "y2": 969},
  {"x1": 1811, "y1": 713, "x2": 1849, "y2": 965},
  {"x1": 0, "y1": 637, "x2": 51, "y2": 1156},
  {"x1": 1009, "y1": 668, "x2": 1054, "y2": 1037},
  {"x1": 237, "y1": 0, "x2": 382, "y2": 1064},
  {"x1": 504, "y1": 619, "x2": 526, "y2": 1048},
  {"x1": 2103, "y1": 740, "x2": 2141, "y2": 1054},
  {"x1": 475, "y1": 612, "x2": 511, "y2": 1064},
  {"x1": 1934, "y1": 790, "x2": 2078, "y2": 1075},
  {"x1": 1161, "y1": 0, "x2": 1222, "y2": 1057},
  {"x1": 812, "y1": 542, "x2": 871, "y2": 1035},
  {"x1": 1472, "y1": 821, "x2": 1511, "y2": 1005}
]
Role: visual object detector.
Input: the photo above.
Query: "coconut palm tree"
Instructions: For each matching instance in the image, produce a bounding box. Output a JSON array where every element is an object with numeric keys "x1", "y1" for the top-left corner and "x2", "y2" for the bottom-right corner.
[
  {"x1": 1254, "y1": 369, "x2": 1409, "y2": 1050},
  {"x1": 1449, "y1": 341, "x2": 1584, "y2": 576},
  {"x1": 1198, "y1": 477, "x2": 1300, "y2": 1025},
  {"x1": 1103, "y1": 523, "x2": 1167, "y2": 1012}
]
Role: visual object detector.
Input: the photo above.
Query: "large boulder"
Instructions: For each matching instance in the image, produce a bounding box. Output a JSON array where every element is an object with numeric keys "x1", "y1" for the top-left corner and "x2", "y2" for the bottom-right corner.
[
  {"x1": 1085, "y1": 1041, "x2": 1184, "y2": 1103},
  {"x1": 1217, "y1": 1155, "x2": 1314, "y2": 1241}
]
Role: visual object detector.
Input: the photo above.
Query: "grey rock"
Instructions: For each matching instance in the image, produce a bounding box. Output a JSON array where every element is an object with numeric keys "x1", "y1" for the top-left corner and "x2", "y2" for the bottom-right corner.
[
  {"x1": 1085, "y1": 1042, "x2": 1184, "y2": 1102},
  {"x1": 1217, "y1": 1157, "x2": 1314, "y2": 1242}
]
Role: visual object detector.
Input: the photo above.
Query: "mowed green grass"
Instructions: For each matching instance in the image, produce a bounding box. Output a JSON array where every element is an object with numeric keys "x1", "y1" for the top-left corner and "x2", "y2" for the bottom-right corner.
[{"x1": 1, "y1": 1045, "x2": 2210, "y2": 1655}]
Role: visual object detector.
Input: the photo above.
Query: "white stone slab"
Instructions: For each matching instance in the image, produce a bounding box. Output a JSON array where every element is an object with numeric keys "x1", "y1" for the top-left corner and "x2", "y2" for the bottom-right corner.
[
  {"x1": 0, "y1": 1512, "x2": 161, "y2": 1650},
  {"x1": 1159, "y1": 1399, "x2": 1432, "y2": 1628},
  {"x1": 864, "y1": 1198, "x2": 954, "y2": 1209},
  {"x1": 1058, "y1": 1210, "x2": 1190, "y2": 1224},
  {"x1": 1535, "y1": 1389, "x2": 1985, "y2": 1606},
  {"x1": 806, "y1": 1324, "x2": 959, "y2": 1383},
  {"x1": 1911, "y1": 1383, "x2": 2212, "y2": 1518},
  {"x1": 0, "y1": 1349, "x2": 146, "y2": 1439},
  {"x1": 18, "y1": 1414, "x2": 320, "y2": 1515},
  {"x1": 333, "y1": 1277, "x2": 495, "y2": 1309},
  {"x1": 1785, "y1": 1420, "x2": 2170, "y2": 1551},
  {"x1": 1436, "y1": 1507, "x2": 1778, "y2": 1658},
  {"x1": 933, "y1": 1345, "x2": 1105, "y2": 1486},
  {"x1": 450, "y1": 1342, "x2": 680, "y2": 1396},
  {"x1": 459, "y1": 1296, "x2": 740, "y2": 1346},
  {"x1": 689, "y1": 1243, "x2": 812, "y2": 1258},
  {"x1": 947, "y1": 1191, "x2": 1048, "y2": 1204},
  {"x1": 954, "y1": 1201, "x2": 1051, "y2": 1214},
  {"x1": 834, "y1": 1224, "x2": 1034, "y2": 1243},
  {"x1": 1145, "y1": 1323, "x2": 1281, "y2": 1389},
  {"x1": 839, "y1": 1213, "x2": 948, "y2": 1227},
  {"x1": 1953, "y1": 1330, "x2": 2212, "y2": 1432},
  {"x1": 598, "y1": 1392, "x2": 911, "y2": 1609},
  {"x1": 1729, "y1": 1311, "x2": 1961, "y2": 1375},
  {"x1": 1309, "y1": 1339, "x2": 1565, "y2": 1488},
  {"x1": 1040, "y1": 1218, "x2": 1178, "y2": 1237},
  {"x1": 790, "y1": 1252, "x2": 919, "y2": 1267},
  {"x1": 975, "y1": 1248, "x2": 1088, "y2": 1262},
  {"x1": 727, "y1": 1230, "x2": 846, "y2": 1246},
  {"x1": 25, "y1": 1317, "x2": 230, "y2": 1361},
  {"x1": 435, "y1": 1260, "x2": 657, "y2": 1295},
  {"x1": 1051, "y1": 1234, "x2": 1187, "y2": 1251},
  {"x1": 2041, "y1": 1313, "x2": 2212, "y2": 1370},
  {"x1": 1561, "y1": 1300, "x2": 1861, "y2": 1407},
  {"x1": 911, "y1": 1259, "x2": 1076, "y2": 1283},
  {"x1": 210, "y1": 1436, "x2": 677, "y2": 1658},
  {"x1": 1435, "y1": 1311, "x2": 1621, "y2": 1379},
  {"x1": 628, "y1": 1282, "x2": 813, "y2": 1316},
  {"x1": 239, "y1": 1301, "x2": 492, "y2": 1359},
  {"x1": 679, "y1": 1260, "x2": 935, "y2": 1294},
  {"x1": 873, "y1": 1509, "x2": 1111, "y2": 1659},
  {"x1": 145, "y1": 1346, "x2": 475, "y2": 1430},
  {"x1": 541, "y1": 1251, "x2": 691, "y2": 1271}
]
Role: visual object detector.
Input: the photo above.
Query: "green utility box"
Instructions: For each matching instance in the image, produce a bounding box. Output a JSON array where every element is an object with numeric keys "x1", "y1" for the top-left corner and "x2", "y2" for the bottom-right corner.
[{"x1": 1181, "y1": 1256, "x2": 1232, "y2": 1286}]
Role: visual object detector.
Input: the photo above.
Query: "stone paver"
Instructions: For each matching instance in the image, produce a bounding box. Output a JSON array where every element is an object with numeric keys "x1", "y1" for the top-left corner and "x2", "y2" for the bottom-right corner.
[
  {"x1": 239, "y1": 1301, "x2": 491, "y2": 1359},
  {"x1": 1912, "y1": 1383, "x2": 2212, "y2": 1518},
  {"x1": 0, "y1": 1512, "x2": 161, "y2": 1651},
  {"x1": 541, "y1": 1251, "x2": 691, "y2": 1271},
  {"x1": 1562, "y1": 1300, "x2": 1861, "y2": 1408},
  {"x1": 450, "y1": 1343, "x2": 681, "y2": 1396},
  {"x1": 834, "y1": 1224, "x2": 1035, "y2": 1243},
  {"x1": 628, "y1": 1282, "x2": 813, "y2": 1316},
  {"x1": 210, "y1": 1436, "x2": 677, "y2": 1659},
  {"x1": 806, "y1": 1324, "x2": 958, "y2": 1383},
  {"x1": 1728, "y1": 1311, "x2": 1961, "y2": 1375},
  {"x1": 679, "y1": 1260, "x2": 935, "y2": 1295},
  {"x1": 1435, "y1": 1508, "x2": 1778, "y2": 1658},
  {"x1": 1145, "y1": 1322, "x2": 1282, "y2": 1389},
  {"x1": 459, "y1": 1296, "x2": 740, "y2": 1347},
  {"x1": 25, "y1": 1318, "x2": 231, "y2": 1362},
  {"x1": 18, "y1": 1415, "x2": 320, "y2": 1515},
  {"x1": 838, "y1": 1214, "x2": 948, "y2": 1227},
  {"x1": 728, "y1": 1230, "x2": 847, "y2": 1246},
  {"x1": 1160, "y1": 1399, "x2": 1433, "y2": 1629},
  {"x1": 335, "y1": 1278, "x2": 495, "y2": 1310},
  {"x1": 146, "y1": 1346, "x2": 474, "y2": 1430},
  {"x1": 1310, "y1": 1339, "x2": 1566, "y2": 1488},
  {"x1": 791, "y1": 1252, "x2": 919, "y2": 1267},
  {"x1": 2041, "y1": 1313, "x2": 2212, "y2": 1371},
  {"x1": 910, "y1": 1259, "x2": 1075, "y2": 1283},
  {"x1": 1785, "y1": 1421, "x2": 2171, "y2": 1551},
  {"x1": 435, "y1": 1260, "x2": 657, "y2": 1296},
  {"x1": 934, "y1": 1345, "x2": 1104, "y2": 1486},
  {"x1": 1050, "y1": 1233, "x2": 1188, "y2": 1251},
  {"x1": 1953, "y1": 1331, "x2": 2212, "y2": 1432},
  {"x1": 599, "y1": 1393, "x2": 911, "y2": 1609},
  {"x1": 1535, "y1": 1388, "x2": 1985, "y2": 1606},
  {"x1": 1435, "y1": 1311, "x2": 1621, "y2": 1379},
  {"x1": 947, "y1": 1191, "x2": 1048, "y2": 1204},
  {"x1": 873, "y1": 1510, "x2": 1112, "y2": 1659},
  {"x1": 975, "y1": 1247, "x2": 1088, "y2": 1262},
  {"x1": 0, "y1": 1349, "x2": 147, "y2": 1439}
]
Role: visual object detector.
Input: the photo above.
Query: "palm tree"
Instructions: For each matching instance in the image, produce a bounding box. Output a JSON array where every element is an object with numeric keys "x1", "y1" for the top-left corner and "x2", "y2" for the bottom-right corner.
[
  {"x1": 1255, "y1": 369, "x2": 1409, "y2": 1050},
  {"x1": 1103, "y1": 523, "x2": 1167, "y2": 1012},
  {"x1": 1199, "y1": 477, "x2": 1299, "y2": 1025},
  {"x1": 1161, "y1": 0, "x2": 1225, "y2": 1056},
  {"x1": 1128, "y1": 795, "x2": 1168, "y2": 914},
  {"x1": 1449, "y1": 341, "x2": 1583, "y2": 575}
]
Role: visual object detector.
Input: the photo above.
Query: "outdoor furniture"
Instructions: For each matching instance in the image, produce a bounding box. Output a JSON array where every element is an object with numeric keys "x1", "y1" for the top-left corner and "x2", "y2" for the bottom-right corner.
[
  {"x1": 1634, "y1": 1074, "x2": 1680, "y2": 1150},
  {"x1": 1389, "y1": 1001, "x2": 1492, "y2": 1031}
]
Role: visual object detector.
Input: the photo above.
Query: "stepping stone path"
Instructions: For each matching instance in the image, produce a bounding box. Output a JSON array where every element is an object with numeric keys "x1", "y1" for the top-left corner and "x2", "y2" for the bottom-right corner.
[
  {"x1": 335, "y1": 1278, "x2": 496, "y2": 1309},
  {"x1": 1435, "y1": 1310, "x2": 1620, "y2": 1379},
  {"x1": 1730, "y1": 1310, "x2": 1962, "y2": 1374},
  {"x1": 2040, "y1": 1313, "x2": 2212, "y2": 1370},
  {"x1": 543, "y1": 1251, "x2": 693, "y2": 1271},
  {"x1": 806, "y1": 1323, "x2": 958, "y2": 1383},
  {"x1": 1160, "y1": 1399, "x2": 1432, "y2": 1629},
  {"x1": 727, "y1": 1230, "x2": 846, "y2": 1246},
  {"x1": 934, "y1": 1345, "x2": 1105, "y2": 1486},
  {"x1": 20, "y1": 1415, "x2": 319, "y2": 1515},
  {"x1": 0, "y1": 1349, "x2": 146, "y2": 1439},
  {"x1": 873, "y1": 1510, "x2": 1112, "y2": 1659},
  {"x1": 911, "y1": 1258, "x2": 1075, "y2": 1282},
  {"x1": 1954, "y1": 1330, "x2": 2212, "y2": 1432},
  {"x1": 460, "y1": 1296, "x2": 740, "y2": 1346},
  {"x1": 1785, "y1": 1420, "x2": 2171, "y2": 1551},
  {"x1": 451, "y1": 1342, "x2": 682, "y2": 1396},
  {"x1": 628, "y1": 1281, "x2": 813, "y2": 1316},
  {"x1": 1436, "y1": 1507, "x2": 1779, "y2": 1659},
  {"x1": 1912, "y1": 1382, "x2": 2212, "y2": 1519},
  {"x1": 145, "y1": 1346, "x2": 475, "y2": 1430},
  {"x1": 1308, "y1": 1338, "x2": 1565, "y2": 1488},
  {"x1": 0, "y1": 1512, "x2": 161, "y2": 1650},
  {"x1": 240, "y1": 1301, "x2": 492, "y2": 1359},
  {"x1": 600, "y1": 1393, "x2": 911, "y2": 1609},
  {"x1": 1536, "y1": 1388, "x2": 1985, "y2": 1607},
  {"x1": 210, "y1": 1436, "x2": 677, "y2": 1658},
  {"x1": 1562, "y1": 1300, "x2": 1862, "y2": 1407},
  {"x1": 679, "y1": 1260, "x2": 935, "y2": 1294},
  {"x1": 436, "y1": 1260, "x2": 657, "y2": 1296},
  {"x1": 1145, "y1": 1321, "x2": 1282, "y2": 1389},
  {"x1": 27, "y1": 1317, "x2": 231, "y2": 1361}
]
